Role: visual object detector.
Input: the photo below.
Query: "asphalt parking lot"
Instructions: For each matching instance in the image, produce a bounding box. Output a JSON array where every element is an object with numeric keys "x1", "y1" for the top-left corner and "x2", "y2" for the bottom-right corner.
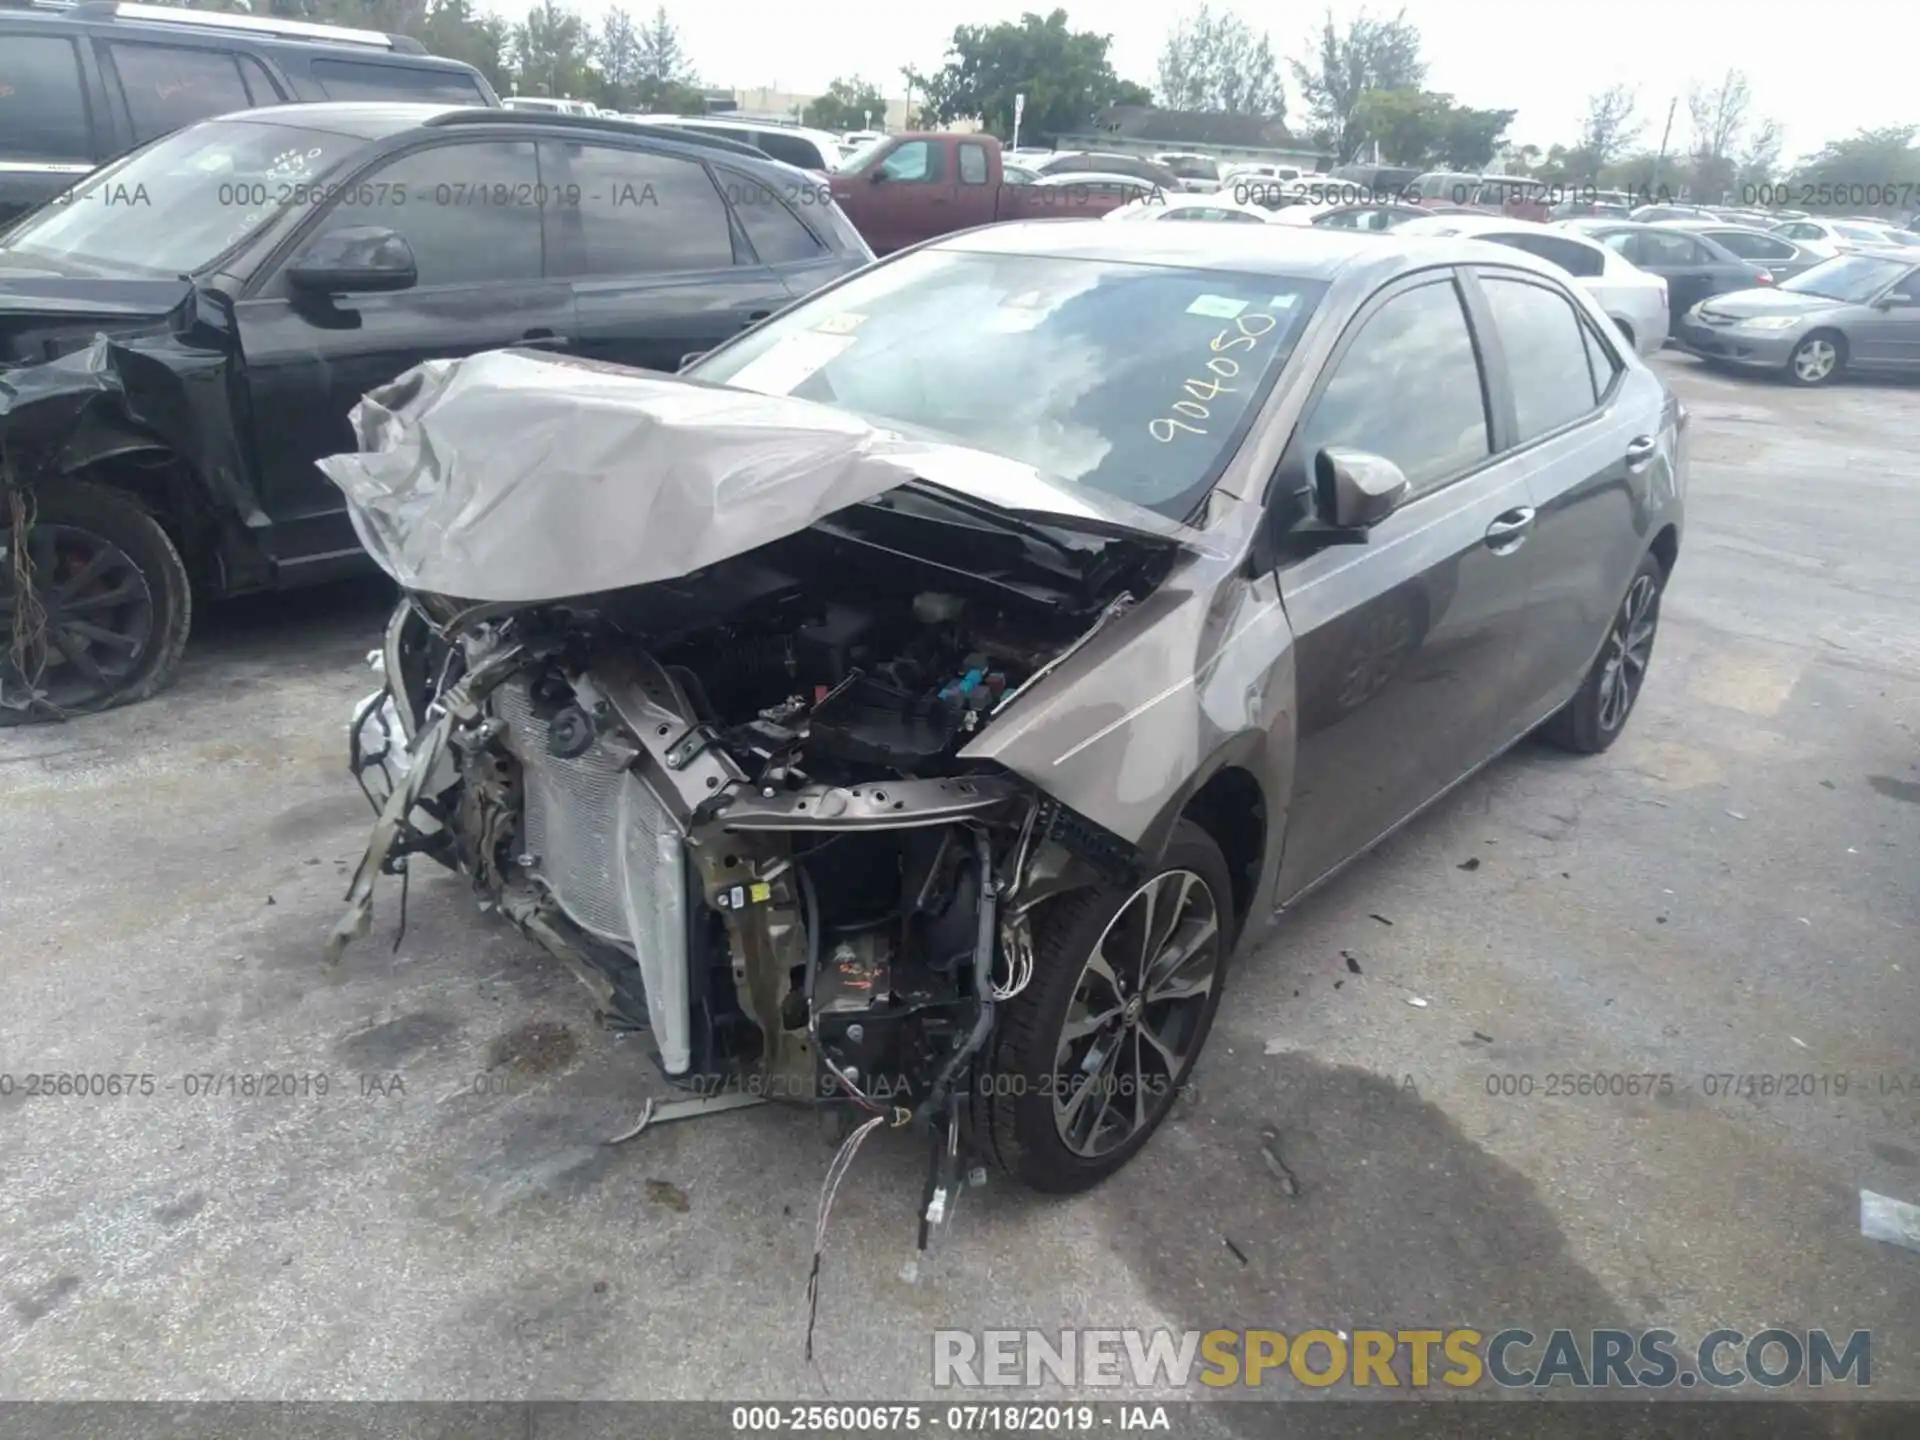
[{"x1": 2, "y1": 353, "x2": 1916, "y2": 1410}]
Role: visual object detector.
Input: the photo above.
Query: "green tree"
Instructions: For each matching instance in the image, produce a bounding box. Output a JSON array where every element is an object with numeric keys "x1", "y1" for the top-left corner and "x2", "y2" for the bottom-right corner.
[
  {"x1": 1350, "y1": 89, "x2": 1511, "y2": 169},
  {"x1": 1571, "y1": 84, "x2": 1642, "y2": 181},
  {"x1": 804, "y1": 78, "x2": 889, "y2": 133},
  {"x1": 1156, "y1": 5, "x2": 1283, "y2": 120},
  {"x1": 1790, "y1": 125, "x2": 1920, "y2": 204},
  {"x1": 1290, "y1": 6, "x2": 1424, "y2": 161},
  {"x1": 511, "y1": 0, "x2": 592, "y2": 99},
  {"x1": 589, "y1": 7, "x2": 641, "y2": 109},
  {"x1": 917, "y1": 9, "x2": 1146, "y2": 144},
  {"x1": 629, "y1": 5, "x2": 703, "y2": 112}
]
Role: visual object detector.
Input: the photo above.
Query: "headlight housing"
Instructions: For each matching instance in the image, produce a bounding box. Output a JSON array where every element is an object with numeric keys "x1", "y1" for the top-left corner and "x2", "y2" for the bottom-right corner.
[{"x1": 1737, "y1": 315, "x2": 1803, "y2": 331}]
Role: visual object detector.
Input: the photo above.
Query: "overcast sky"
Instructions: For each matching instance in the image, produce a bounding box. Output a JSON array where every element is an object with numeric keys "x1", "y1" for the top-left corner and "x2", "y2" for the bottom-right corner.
[{"x1": 489, "y1": 0, "x2": 1913, "y2": 162}]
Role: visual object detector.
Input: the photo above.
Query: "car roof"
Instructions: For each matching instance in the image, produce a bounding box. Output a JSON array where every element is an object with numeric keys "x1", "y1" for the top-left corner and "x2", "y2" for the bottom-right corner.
[
  {"x1": 206, "y1": 101, "x2": 465, "y2": 139},
  {"x1": 1401, "y1": 212, "x2": 1594, "y2": 241},
  {"x1": 931, "y1": 218, "x2": 1581, "y2": 287}
]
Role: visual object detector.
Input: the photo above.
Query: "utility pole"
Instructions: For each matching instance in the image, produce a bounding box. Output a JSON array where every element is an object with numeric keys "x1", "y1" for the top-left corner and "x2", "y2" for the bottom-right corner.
[{"x1": 1652, "y1": 96, "x2": 1677, "y2": 200}]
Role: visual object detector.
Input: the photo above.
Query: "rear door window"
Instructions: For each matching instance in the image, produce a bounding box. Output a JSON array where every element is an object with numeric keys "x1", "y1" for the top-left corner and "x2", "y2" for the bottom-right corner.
[
  {"x1": 309, "y1": 59, "x2": 487, "y2": 104},
  {"x1": 106, "y1": 41, "x2": 252, "y2": 144},
  {"x1": 548, "y1": 143, "x2": 735, "y2": 275},
  {"x1": 0, "y1": 33, "x2": 93, "y2": 162},
  {"x1": 1482, "y1": 231, "x2": 1605, "y2": 278},
  {"x1": 1481, "y1": 274, "x2": 1600, "y2": 442},
  {"x1": 957, "y1": 142, "x2": 989, "y2": 185}
]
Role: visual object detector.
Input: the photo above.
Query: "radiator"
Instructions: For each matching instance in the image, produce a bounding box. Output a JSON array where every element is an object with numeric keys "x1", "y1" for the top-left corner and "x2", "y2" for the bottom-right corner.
[{"x1": 493, "y1": 680, "x2": 691, "y2": 1072}]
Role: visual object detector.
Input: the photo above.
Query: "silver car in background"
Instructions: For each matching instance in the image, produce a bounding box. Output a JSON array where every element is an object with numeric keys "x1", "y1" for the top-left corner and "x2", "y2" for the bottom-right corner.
[
  {"x1": 1397, "y1": 213, "x2": 1671, "y2": 357},
  {"x1": 1676, "y1": 250, "x2": 1920, "y2": 385}
]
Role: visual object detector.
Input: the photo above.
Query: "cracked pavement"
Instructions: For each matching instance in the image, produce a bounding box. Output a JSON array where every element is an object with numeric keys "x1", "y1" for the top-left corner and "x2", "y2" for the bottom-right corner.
[{"x1": 0, "y1": 355, "x2": 1915, "y2": 1412}]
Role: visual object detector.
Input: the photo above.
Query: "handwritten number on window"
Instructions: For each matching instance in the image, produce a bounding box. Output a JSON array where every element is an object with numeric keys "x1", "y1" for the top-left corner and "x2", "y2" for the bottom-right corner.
[{"x1": 1151, "y1": 312, "x2": 1276, "y2": 442}]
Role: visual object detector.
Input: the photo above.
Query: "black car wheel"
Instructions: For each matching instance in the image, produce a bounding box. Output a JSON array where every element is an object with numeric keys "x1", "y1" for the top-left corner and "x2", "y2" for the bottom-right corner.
[
  {"x1": 0, "y1": 482, "x2": 191, "y2": 724},
  {"x1": 1786, "y1": 330, "x2": 1844, "y2": 386},
  {"x1": 1540, "y1": 550, "x2": 1664, "y2": 755},
  {"x1": 975, "y1": 819, "x2": 1235, "y2": 1194}
]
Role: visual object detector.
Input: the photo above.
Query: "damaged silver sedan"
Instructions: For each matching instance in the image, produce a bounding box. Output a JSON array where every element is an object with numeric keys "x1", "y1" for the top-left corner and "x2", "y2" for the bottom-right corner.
[{"x1": 325, "y1": 224, "x2": 1686, "y2": 1219}]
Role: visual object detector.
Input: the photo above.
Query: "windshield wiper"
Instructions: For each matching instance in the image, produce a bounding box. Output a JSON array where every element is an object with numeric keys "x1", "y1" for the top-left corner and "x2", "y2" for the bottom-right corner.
[{"x1": 888, "y1": 479, "x2": 1085, "y2": 560}]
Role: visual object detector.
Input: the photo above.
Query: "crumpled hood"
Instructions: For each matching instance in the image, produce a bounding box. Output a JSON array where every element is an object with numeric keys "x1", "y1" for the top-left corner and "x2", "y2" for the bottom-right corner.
[{"x1": 316, "y1": 348, "x2": 1211, "y2": 604}]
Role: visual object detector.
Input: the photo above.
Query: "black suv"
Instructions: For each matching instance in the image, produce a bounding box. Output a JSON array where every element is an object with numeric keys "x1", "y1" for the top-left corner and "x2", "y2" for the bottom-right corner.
[
  {"x1": 0, "y1": 104, "x2": 875, "y2": 722},
  {"x1": 0, "y1": 0, "x2": 499, "y2": 225}
]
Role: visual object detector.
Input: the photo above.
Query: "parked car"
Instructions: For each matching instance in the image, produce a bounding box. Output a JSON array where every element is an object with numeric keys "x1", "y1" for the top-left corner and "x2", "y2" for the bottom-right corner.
[
  {"x1": 1676, "y1": 249, "x2": 1920, "y2": 385},
  {"x1": 828, "y1": 133, "x2": 1138, "y2": 255},
  {"x1": 1153, "y1": 152, "x2": 1223, "y2": 193},
  {"x1": 1395, "y1": 213, "x2": 1670, "y2": 356},
  {"x1": 0, "y1": 0, "x2": 498, "y2": 225},
  {"x1": 1768, "y1": 215, "x2": 1919, "y2": 257},
  {"x1": 327, "y1": 221, "x2": 1685, "y2": 1203},
  {"x1": 641, "y1": 115, "x2": 843, "y2": 175},
  {"x1": 1630, "y1": 204, "x2": 1718, "y2": 224},
  {"x1": 1408, "y1": 170, "x2": 1484, "y2": 206},
  {"x1": 1105, "y1": 193, "x2": 1274, "y2": 223},
  {"x1": 1662, "y1": 220, "x2": 1825, "y2": 282},
  {"x1": 1221, "y1": 162, "x2": 1303, "y2": 186},
  {"x1": 501, "y1": 97, "x2": 593, "y2": 117},
  {"x1": 1560, "y1": 221, "x2": 1775, "y2": 326},
  {"x1": 1302, "y1": 201, "x2": 1460, "y2": 231},
  {"x1": 1032, "y1": 150, "x2": 1187, "y2": 193},
  {"x1": 1326, "y1": 163, "x2": 1422, "y2": 200},
  {"x1": 0, "y1": 103, "x2": 872, "y2": 722},
  {"x1": 1548, "y1": 190, "x2": 1634, "y2": 220},
  {"x1": 1467, "y1": 177, "x2": 1553, "y2": 222}
]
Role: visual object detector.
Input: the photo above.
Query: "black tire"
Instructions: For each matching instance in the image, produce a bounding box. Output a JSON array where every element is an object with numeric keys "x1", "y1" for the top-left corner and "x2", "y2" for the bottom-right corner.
[
  {"x1": 1785, "y1": 329, "x2": 1845, "y2": 387},
  {"x1": 1540, "y1": 549, "x2": 1665, "y2": 755},
  {"x1": 974, "y1": 818, "x2": 1236, "y2": 1194},
  {"x1": 0, "y1": 481, "x2": 191, "y2": 724}
]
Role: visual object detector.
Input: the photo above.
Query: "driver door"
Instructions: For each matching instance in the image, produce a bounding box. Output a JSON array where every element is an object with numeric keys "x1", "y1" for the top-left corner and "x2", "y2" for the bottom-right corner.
[
  {"x1": 1849, "y1": 269, "x2": 1920, "y2": 368},
  {"x1": 840, "y1": 139, "x2": 951, "y2": 256},
  {"x1": 231, "y1": 137, "x2": 574, "y2": 575},
  {"x1": 1271, "y1": 271, "x2": 1541, "y2": 902}
]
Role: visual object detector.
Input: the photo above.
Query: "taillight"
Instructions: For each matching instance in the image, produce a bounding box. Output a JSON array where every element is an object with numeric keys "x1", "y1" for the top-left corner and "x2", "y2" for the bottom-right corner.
[{"x1": 1754, "y1": 269, "x2": 1774, "y2": 284}]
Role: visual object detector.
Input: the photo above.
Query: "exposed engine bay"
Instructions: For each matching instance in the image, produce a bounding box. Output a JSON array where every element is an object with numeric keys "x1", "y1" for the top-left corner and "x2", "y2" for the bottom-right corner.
[{"x1": 337, "y1": 490, "x2": 1173, "y2": 1271}]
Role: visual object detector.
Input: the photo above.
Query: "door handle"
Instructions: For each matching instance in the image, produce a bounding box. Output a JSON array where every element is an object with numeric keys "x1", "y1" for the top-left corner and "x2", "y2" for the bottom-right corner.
[
  {"x1": 1483, "y1": 507, "x2": 1536, "y2": 554},
  {"x1": 1624, "y1": 436, "x2": 1658, "y2": 471},
  {"x1": 518, "y1": 329, "x2": 570, "y2": 351}
]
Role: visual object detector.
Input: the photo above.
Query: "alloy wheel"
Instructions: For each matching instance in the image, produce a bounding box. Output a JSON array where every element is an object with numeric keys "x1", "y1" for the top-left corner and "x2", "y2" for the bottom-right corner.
[
  {"x1": 1596, "y1": 573, "x2": 1658, "y2": 733},
  {"x1": 0, "y1": 522, "x2": 156, "y2": 714},
  {"x1": 1792, "y1": 338, "x2": 1837, "y2": 383},
  {"x1": 1052, "y1": 868, "x2": 1220, "y2": 1157}
]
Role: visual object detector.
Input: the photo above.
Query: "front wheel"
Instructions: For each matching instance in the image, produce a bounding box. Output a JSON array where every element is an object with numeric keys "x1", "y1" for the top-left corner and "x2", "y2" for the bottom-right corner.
[
  {"x1": 0, "y1": 482, "x2": 191, "y2": 724},
  {"x1": 1786, "y1": 330, "x2": 1844, "y2": 386},
  {"x1": 1539, "y1": 550, "x2": 1664, "y2": 755},
  {"x1": 975, "y1": 819, "x2": 1235, "y2": 1194}
]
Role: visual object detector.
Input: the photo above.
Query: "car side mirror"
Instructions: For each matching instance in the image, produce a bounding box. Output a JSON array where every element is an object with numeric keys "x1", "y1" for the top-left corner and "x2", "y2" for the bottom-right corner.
[
  {"x1": 869, "y1": 169, "x2": 888, "y2": 184},
  {"x1": 287, "y1": 226, "x2": 417, "y2": 296},
  {"x1": 1316, "y1": 447, "x2": 1411, "y2": 529}
]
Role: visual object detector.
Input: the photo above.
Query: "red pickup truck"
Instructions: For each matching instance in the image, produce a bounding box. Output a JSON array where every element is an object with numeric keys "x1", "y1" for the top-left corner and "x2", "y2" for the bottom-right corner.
[{"x1": 828, "y1": 133, "x2": 1146, "y2": 255}]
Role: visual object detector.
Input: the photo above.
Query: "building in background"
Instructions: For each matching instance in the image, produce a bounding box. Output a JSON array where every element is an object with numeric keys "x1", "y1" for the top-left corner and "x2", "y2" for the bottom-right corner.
[{"x1": 710, "y1": 87, "x2": 977, "y2": 133}]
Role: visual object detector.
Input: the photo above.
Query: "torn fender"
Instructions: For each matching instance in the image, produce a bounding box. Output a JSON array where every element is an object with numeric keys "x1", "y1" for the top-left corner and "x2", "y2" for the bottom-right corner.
[{"x1": 0, "y1": 289, "x2": 260, "y2": 527}]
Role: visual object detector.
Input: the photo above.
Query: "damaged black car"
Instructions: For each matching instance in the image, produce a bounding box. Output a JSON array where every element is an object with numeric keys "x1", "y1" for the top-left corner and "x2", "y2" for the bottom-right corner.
[
  {"x1": 327, "y1": 224, "x2": 1687, "y2": 1250},
  {"x1": 0, "y1": 101, "x2": 869, "y2": 723}
]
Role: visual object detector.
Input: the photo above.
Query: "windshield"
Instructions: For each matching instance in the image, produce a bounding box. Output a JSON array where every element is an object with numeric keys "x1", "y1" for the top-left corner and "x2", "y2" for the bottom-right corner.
[
  {"x1": 1781, "y1": 254, "x2": 1912, "y2": 302},
  {"x1": 2, "y1": 118, "x2": 357, "y2": 277},
  {"x1": 1414, "y1": 172, "x2": 1476, "y2": 202},
  {"x1": 688, "y1": 248, "x2": 1326, "y2": 518},
  {"x1": 1162, "y1": 156, "x2": 1219, "y2": 181}
]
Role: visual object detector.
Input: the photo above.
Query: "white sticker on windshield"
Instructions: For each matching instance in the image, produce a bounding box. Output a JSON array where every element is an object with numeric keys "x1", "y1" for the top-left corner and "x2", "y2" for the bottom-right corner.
[
  {"x1": 1186, "y1": 294, "x2": 1249, "y2": 319},
  {"x1": 721, "y1": 332, "x2": 856, "y2": 397},
  {"x1": 813, "y1": 312, "x2": 866, "y2": 335},
  {"x1": 1268, "y1": 293, "x2": 1299, "y2": 309}
]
